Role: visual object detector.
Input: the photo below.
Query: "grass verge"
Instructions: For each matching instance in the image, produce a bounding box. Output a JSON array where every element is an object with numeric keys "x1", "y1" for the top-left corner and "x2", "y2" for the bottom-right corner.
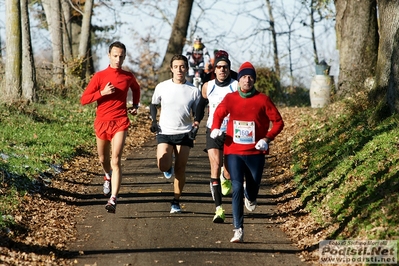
[
  {"x1": 0, "y1": 95, "x2": 96, "y2": 228},
  {"x1": 291, "y1": 100, "x2": 399, "y2": 242}
]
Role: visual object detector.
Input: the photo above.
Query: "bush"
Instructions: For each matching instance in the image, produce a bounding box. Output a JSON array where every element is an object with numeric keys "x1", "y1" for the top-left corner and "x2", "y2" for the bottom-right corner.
[
  {"x1": 255, "y1": 67, "x2": 280, "y2": 100},
  {"x1": 284, "y1": 85, "x2": 311, "y2": 107},
  {"x1": 255, "y1": 67, "x2": 310, "y2": 107}
]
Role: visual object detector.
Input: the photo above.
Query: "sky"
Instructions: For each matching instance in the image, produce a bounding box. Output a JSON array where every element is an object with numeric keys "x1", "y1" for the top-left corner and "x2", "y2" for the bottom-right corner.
[{"x1": 0, "y1": 0, "x2": 337, "y2": 87}]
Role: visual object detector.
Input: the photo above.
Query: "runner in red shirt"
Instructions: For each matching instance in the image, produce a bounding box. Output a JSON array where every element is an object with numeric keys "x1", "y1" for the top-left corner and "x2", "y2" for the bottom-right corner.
[
  {"x1": 80, "y1": 41, "x2": 140, "y2": 213},
  {"x1": 211, "y1": 62, "x2": 284, "y2": 242}
]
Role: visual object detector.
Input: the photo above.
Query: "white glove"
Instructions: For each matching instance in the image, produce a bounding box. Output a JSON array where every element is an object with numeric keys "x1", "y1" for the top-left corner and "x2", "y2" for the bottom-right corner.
[
  {"x1": 210, "y1": 129, "x2": 222, "y2": 139},
  {"x1": 255, "y1": 139, "x2": 268, "y2": 151}
]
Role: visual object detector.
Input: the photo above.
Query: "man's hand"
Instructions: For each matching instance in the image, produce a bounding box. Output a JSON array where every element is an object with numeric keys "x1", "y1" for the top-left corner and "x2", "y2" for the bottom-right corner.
[
  {"x1": 150, "y1": 121, "x2": 158, "y2": 133},
  {"x1": 101, "y1": 82, "x2": 115, "y2": 96},
  {"x1": 210, "y1": 129, "x2": 222, "y2": 139},
  {"x1": 255, "y1": 139, "x2": 268, "y2": 151},
  {"x1": 128, "y1": 105, "x2": 139, "y2": 116},
  {"x1": 188, "y1": 126, "x2": 199, "y2": 140}
]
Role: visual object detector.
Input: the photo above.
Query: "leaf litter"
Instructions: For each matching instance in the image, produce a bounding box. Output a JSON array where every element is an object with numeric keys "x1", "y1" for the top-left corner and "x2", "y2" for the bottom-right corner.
[{"x1": 0, "y1": 107, "x2": 323, "y2": 265}]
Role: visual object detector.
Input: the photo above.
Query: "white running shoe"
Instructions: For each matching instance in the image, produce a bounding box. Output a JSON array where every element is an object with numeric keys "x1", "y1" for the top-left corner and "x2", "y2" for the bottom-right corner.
[
  {"x1": 103, "y1": 177, "x2": 111, "y2": 196},
  {"x1": 230, "y1": 228, "x2": 244, "y2": 243},
  {"x1": 244, "y1": 197, "x2": 257, "y2": 212}
]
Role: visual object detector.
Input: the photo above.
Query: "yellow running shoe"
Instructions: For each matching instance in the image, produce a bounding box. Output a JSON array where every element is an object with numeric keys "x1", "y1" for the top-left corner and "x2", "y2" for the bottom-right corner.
[
  {"x1": 213, "y1": 207, "x2": 225, "y2": 223},
  {"x1": 220, "y1": 167, "x2": 232, "y2": 195}
]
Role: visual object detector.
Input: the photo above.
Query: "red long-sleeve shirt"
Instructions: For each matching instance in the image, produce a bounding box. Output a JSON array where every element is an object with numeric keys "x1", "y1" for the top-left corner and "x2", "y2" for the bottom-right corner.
[
  {"x1": 211, "y1": 90, "x2": 284, "y2": 155},
  {"x1": 80, "y1": 66, "x2": 140, "y2": 121}
]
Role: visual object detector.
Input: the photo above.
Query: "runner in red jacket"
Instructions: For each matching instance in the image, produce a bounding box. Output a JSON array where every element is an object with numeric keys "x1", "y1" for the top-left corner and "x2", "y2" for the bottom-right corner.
[
  {"x1": 80, "y1": 41, "x2": 140, "y2": 214},
  {"x1": 210, "y1": 62, "x2": 284, "y2": 243}
]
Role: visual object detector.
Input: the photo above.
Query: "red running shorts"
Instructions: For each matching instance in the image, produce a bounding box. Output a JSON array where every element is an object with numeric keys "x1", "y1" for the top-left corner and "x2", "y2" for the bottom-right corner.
[{"x1": 94, "y1": 117, "x2": 130, "y2": 141}]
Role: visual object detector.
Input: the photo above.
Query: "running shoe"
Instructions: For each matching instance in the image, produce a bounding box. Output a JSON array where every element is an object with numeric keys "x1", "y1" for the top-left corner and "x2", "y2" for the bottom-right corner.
[
  {"x1": 163, "y1": 167, "x2": 174, "y2": 179},
  {"x1": 230, "y1": 228, "x2": 244, "y2": 243},
  {"x1": 103, "y1": 176, "x2": 111, "y2": 196},
  {"x1": 170, "y1": 199, "x2": 181, "y2": 213},
  {"x1": 212, "y1": 207, "x2": 225, "y2": 223},
  {"x1": 221, "y1": 179, "x2": 232, "y2": 195},
  {"x1": 244, "y1": 196, "x2": 257, "y2": 212},
  {"x1": 220, "y1": 167, "x2": 232, "y2": 195},
  {"x1": 105, "y1": 196, "x2": 117, "y2": 213}
]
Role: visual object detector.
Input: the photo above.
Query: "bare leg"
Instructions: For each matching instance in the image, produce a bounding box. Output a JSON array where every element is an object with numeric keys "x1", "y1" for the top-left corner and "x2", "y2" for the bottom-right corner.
[
  {"x1": 173, "y1": 145, "x2": 190, "y2": 200},
  {"x1": 109, "y1": 130, "x2": 127, "y2": 196},
  {"x1": 208, "y1": 148, "x2": 223, "y2": 178},
  {"x1": 96, "y1": 137, "x2": 111, "y2": 175},
  {"x1": 156, "y1": 143, "x2": 174, "y2": 172}
]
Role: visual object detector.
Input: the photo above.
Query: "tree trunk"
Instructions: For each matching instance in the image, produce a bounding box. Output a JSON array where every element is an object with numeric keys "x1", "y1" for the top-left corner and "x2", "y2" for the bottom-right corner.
[
  {"x1": 61, "y1": 0, "x2": 73, "y2": 61},
  {"x1": 20, "y1": 0, "x2": 36, "y2": 102},
  {"x1": 265, "y1": 0, "x2": 280, "y2": 79},
  {"x1": 0, "y1": 32, "x2": 2, "y2": 60},
  {"x1": 310, "y1": 0, "x2": 319, "y2": 65},
  {"x1": 78, "y1": 0, "x2": 92, "y2": 59},
  {"x1": 372, "y1": 0, "x2": 399, "y2": 116},
  {"x1": 79, "y1": 0, "x2": 93, "y2": 80},
  {"x1": 42, "y1": 0, "x2": 65, "y2": 86},
  {"x1": 158, "y1": 0, "x2": 194, "y2": 82},
  {"x1": 71, "y1": 22, "x2": 82, "y2": 58},
  {"x1": 70, "y1": 0, "x2": 84, "y2": 58},
  {"x1": 334, "y1": 0, "x2": 378, "y2": 98},
  {"x1": 265, "y1": 0, "x2": 282, "y2": 99},
  {"x1": 4, "y1": 0, "x2": 21, "y2": 101}
]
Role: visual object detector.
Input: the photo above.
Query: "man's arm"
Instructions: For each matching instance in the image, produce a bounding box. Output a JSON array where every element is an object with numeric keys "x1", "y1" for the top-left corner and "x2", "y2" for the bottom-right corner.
[
  {"x1": 149, "y1": 104, "x2": 159, "y2": 133},
  {"x1": 150, "y1": 104, "x2": 158, "y2": 122},
  {"x1": 194, "y1": 96, "x2": 208, "y2": 125},
  {"x1": 194, "y1": 82, "x2": 209, "y2": 125}
]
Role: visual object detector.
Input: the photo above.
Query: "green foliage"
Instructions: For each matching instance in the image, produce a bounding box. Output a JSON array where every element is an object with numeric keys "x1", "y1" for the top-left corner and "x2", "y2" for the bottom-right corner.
[
  {"x1": 255, "y1": 67, "x2": 310, "y2": 106},
  {"x1": 0, "y1": 97, "x2": 95, "y2": 175},
  {"x1": 291, "y1": 101, "x2": 399, "y2": 240},
  {"x1": 255, "y1": 67, "x2": 280, "y2": 100},
  {"x1": 0, "y1": 187, "x2": 20, "y2": 228},
  {"x1": 284, "y1": 86, "x2": 311, "y2": 107},
  {"x1": 0, "y1": 93, "x2": 96, "y2": 220}
]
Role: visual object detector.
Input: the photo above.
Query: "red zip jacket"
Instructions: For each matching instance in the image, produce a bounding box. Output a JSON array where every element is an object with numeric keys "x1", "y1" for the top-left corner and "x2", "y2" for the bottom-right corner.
[{"x1": 80, "y1": 66, "x2": 140, "y2": 121}]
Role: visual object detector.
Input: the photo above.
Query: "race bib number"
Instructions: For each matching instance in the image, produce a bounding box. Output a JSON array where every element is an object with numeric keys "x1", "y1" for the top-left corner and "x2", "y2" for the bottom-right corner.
[{"x1": 233, "y1": 120, "x2": 255, "y2": 144}]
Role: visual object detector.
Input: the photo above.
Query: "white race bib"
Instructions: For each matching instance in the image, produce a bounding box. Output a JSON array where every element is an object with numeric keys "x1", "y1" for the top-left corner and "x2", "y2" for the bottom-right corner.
[{"x1": 233, "y1": 120, "x2": 255, "y2": 144}]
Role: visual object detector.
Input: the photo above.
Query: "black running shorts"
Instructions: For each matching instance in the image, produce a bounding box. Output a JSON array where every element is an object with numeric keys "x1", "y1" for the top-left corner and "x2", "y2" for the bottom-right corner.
[
  {"x1": 206, "y1": 128, "x2": 226, "y2": 150},
  {"x1": 156, "y1": 133, "x2": 194, "y2": 148}
]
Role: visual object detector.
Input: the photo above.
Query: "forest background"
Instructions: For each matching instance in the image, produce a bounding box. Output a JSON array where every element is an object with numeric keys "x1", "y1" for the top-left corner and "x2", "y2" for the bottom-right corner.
[{"x1": 0, "y1": 0, "x2": 337, "y2": 91}]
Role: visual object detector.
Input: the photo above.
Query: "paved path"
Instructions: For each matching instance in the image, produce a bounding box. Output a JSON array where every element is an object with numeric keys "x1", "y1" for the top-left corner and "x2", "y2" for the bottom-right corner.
[{"x1": 68, "y1": 128, "x2": 308, "y2": 266}]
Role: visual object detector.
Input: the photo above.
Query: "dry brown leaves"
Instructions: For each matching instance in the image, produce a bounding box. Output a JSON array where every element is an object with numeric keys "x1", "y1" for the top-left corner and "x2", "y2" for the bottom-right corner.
[
  {"x1": 0, "y1": 109, "x2": 154, "y2": 266},
  {"x1": 0, "y1": 106, "x2": 326, "y2": 265},
  {"x1": 271, "y1": 106, "x2": 330, "y2": 264}
]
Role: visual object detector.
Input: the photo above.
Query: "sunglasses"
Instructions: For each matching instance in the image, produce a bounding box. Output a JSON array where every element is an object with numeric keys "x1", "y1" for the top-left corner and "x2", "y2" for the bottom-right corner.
[{"x1": 215, "y1": 65, "x2": 229, "y2": 69}]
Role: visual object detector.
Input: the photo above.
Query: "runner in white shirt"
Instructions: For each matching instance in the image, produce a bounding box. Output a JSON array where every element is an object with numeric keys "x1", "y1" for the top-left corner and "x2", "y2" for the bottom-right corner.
[
  {"x1": 150, "y1": 54, "x2": 200, "y2": 214},
  {"x1": 193, "y1": 52, "x2": 238, "y2": 223}
]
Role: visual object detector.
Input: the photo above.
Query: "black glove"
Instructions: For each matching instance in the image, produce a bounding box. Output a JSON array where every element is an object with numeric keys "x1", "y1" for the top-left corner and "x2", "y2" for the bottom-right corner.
[
  {"x1": 214, "y1": 132, "x2": 226, "y2": 147},
  {"x1": 150, "y1": 121, "x2": 158, "y2": 133},
  {"x1": 188, "y1": 126, "x2": 199, "y2": 140}
]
